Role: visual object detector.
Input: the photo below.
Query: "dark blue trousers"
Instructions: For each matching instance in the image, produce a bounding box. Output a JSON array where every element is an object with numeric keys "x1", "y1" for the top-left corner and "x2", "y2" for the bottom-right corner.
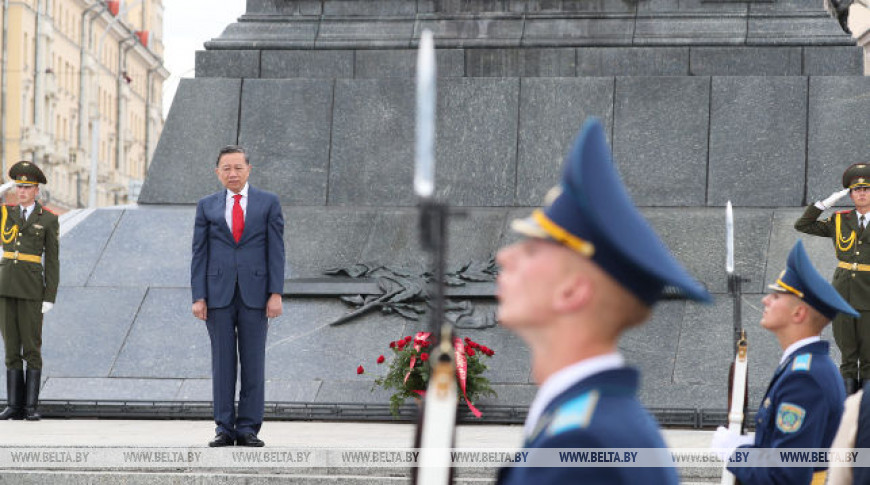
[{"x1": 206, "y1": 285, "x2": 268, "y2": 438}]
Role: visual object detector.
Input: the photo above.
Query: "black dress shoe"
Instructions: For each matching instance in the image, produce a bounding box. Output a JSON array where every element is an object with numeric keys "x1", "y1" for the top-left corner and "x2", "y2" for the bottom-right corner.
[
  {"x1": 208, "y1": 433, "x2": 234, "y2": 447},
  {"x1": 235, "y1": 433, "x2": 265, "y2": 447}
]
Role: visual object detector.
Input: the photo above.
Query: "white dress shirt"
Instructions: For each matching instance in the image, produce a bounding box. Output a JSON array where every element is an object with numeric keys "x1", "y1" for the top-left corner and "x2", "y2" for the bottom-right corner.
[
  {"x1": 20, "y1": 203, "x2": 35, "y2": 221},
  {"x1": 524, "y1": 352, "x2": 625, "y2": 437},
  {"x1": 224, "y1": 183, "x2": 249, "y2": 231},
  {"x1": 779, "y1": 335, "x2": 821, "y2": 365}
]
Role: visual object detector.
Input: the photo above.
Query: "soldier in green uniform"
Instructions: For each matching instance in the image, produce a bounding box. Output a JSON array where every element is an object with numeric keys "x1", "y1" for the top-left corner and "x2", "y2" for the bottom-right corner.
[
  {"x1": 0, "y1": 161, "x2": 58, "y2": 420},
  {"x1": 795, "y1": 163, "x2": 870, "y2": 395}
]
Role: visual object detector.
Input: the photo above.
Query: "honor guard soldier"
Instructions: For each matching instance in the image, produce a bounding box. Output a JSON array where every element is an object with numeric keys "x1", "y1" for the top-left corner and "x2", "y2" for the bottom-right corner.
[
  {"x1": 0, "y1": 161, "x2": 58, "y2": 421},
  {"x1": 795, "y1": 163, "x2": 870, "y2": 394},
  {"x1": 495, "y1": 118, "x2": 712, "y2": 485},
  {"x1": 712, "y1": 240, "x2": 856, "y2": 485}
]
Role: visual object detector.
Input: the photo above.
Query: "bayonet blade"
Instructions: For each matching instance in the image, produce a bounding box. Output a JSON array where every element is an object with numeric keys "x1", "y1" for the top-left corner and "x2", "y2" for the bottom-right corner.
[
  {"x1": 726, "y1": 201, "x2": 734, "y2": 274},
  {"x1": 414, "y1": 30, "x2": 436, "y2": 199}
]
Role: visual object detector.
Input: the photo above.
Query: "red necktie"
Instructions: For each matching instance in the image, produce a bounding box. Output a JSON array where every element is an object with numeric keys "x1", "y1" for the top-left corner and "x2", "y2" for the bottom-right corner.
[{"x1": 232, "y1": 194, "x2": 244, "y2": 243}]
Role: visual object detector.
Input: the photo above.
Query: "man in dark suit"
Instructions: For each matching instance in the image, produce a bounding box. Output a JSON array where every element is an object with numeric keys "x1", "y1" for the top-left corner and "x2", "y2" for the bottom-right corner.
[
  {"x1": 0, "y1": 161, "x2": 59, "y2": 421},
  {"x1": 712, "y1": 240, "x2": 855, "y2": 484},
  {"x1": 795, "y1": 163, "x2": 870, "y2": 394},
  {"x1": 495, "y1": 118, "x2": 711, "y2": 484},
  {"x1": 191, "y1": 145, "x2": 285, "y2": 447}
]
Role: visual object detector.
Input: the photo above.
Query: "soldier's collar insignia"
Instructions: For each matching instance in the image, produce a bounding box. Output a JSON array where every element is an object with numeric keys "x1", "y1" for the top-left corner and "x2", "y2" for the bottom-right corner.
[
  {"x1": 775, "y1": 402, "x2": 805, "y2": 434},
  {"x1": 791, "y1": 353, "x2": 812, "y2": 372},
  {"x1": 546, "y1": 390, "x2": 599, "y2": 436}
]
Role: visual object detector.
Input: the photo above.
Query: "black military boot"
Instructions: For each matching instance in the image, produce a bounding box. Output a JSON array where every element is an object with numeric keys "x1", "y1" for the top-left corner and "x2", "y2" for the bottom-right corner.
[
  {"x1": 24, "y1": 369, "x2": 41, "y2": 421},
  {"x1": 829, "y1": 0, "x2": 854, "y2": 34},
  {"x1": 0, "y1": 369, "x2": 25, "y2": 420},
  {"x1": 845, "y1": 377, "x2": 860, "y2": 395}
]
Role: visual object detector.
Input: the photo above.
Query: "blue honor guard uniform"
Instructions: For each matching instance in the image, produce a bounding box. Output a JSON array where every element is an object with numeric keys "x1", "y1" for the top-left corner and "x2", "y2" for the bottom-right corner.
[
  {"x1": 496, "y1": 119, "x2": 711, "y2": 485},
  {"x1": 726, "y1": 241, "x2": 857, "y2": 485}
]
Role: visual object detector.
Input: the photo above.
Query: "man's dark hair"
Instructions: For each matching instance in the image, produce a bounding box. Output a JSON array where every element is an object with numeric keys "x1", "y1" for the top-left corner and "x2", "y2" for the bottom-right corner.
[{"x1": 216, "y1": 145, "x2": 250, "y2": 166}]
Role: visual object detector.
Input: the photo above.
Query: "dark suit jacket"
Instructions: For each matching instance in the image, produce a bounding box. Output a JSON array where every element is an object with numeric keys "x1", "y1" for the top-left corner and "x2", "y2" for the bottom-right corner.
[
  {"x1": 0, "y1": 203, "x2": 59, "y2": 302},
  {"x1": 191, "y1": 186, "x2": 285, "y2": 309},
  {"x1": 795, "y1": 205, "x2": 870, "y2": 310}
]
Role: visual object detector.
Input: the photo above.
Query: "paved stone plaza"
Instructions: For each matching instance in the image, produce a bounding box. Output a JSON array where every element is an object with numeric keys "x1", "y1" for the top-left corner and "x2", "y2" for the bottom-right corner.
[{"x1": 0, "y1": 420, "x2": 719, "y2": 484}]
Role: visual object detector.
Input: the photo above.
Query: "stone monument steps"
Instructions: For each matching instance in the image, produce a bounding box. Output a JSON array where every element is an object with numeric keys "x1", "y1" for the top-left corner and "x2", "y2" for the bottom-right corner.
[{"x1": 0, "y1": 469, "x2": 722, "y2": 484}]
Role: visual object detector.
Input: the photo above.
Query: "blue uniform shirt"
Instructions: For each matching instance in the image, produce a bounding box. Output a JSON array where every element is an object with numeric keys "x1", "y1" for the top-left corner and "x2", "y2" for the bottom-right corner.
[
  {"x1": 497, "y1": 367, "x2": 679, "y2": 485},
  {"x1": 728, "y1": 340, "x2": 845, "y2": 484}
]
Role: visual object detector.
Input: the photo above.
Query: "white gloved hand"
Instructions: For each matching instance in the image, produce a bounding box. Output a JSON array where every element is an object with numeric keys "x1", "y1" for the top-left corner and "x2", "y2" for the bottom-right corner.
[
  {"x1": 816, "y1": 188, "x2": 851, "y2": 210},
  {"x1": 0, "y1": 181, "x2": 15, "y2": 197},
  {"x1": 41, "y1": 302, "x2": 53, "y2": 314},
  {"x1": 711, "y1": 426, "x2": 753, "y2": 461}
]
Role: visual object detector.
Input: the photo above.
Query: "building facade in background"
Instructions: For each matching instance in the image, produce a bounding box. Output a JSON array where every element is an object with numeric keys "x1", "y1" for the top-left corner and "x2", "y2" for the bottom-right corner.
[{"x1": 0, "y1": 0, "x2": 167, "y2": 208}]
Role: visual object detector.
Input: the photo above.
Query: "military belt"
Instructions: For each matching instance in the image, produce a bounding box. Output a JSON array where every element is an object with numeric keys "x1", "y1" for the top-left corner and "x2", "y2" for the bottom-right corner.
[
  {"x1": 838, "y1": 261, "x2": 870, "y2": 272},
  {"x1": 2, "y1": 251, "x2": 41, "y2": 263}
]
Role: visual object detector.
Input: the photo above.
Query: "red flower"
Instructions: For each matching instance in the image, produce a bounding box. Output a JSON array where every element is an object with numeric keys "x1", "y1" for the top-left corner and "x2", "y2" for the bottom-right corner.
[
  {"x1": 467, "y1": 347, "x2": 476, "y2": 356},
  {"x1": 397, "y1": 340, "x2": 406, "y2": 349},
  {"x1": 377, "y1": 355, "x2": 385, "y2": 364},
  {"x1": 357, "y1": 365, "x2": 364, "y2": 374},
  {"x1": 389, "y1": 341, "x2": 396, "y2": 348},
  {"x1": 421, "y1": 353, "x2": 429, "y2": 362},
  {"x1": 486, "y1": 349, "x2": 495, "y2": 356},
  {"x1": 405, "y1": 335, "x2": 413, "y2": 343},
  {"x1": 480, "y1": 346, "x2": 489, "y2": 354}
]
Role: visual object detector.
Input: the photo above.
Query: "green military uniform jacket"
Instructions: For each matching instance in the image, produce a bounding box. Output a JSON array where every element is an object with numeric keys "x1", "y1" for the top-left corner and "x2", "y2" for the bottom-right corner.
[
  {"x1": 795, "y1": 205, "x2": 870, "y2": 311},
  {"x1": 0, "y1": 203, "x2": 59, "y2": 302}
]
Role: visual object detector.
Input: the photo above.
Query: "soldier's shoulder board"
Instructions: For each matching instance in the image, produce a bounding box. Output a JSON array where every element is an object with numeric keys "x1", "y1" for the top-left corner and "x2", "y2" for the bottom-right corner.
[
  {"x1": 836, "y1": 210, "x2": 851, "y2": 215},
  {"x1": 792, "y1": 353, "x2": 812, "y2": 372},
  {"x1": 41, "y1": 207, "x2": 57, "y2": 216},
  {"x1": 546, "y1": 390, "x2": 599, "y2": 437}
]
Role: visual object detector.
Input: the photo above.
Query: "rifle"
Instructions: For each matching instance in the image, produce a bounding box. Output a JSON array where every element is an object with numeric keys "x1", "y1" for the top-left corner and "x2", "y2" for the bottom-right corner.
[
  {"x1": 412, "y1": 30, "x2": 458, "y2": 485},
  {"x1": 722, "y1": 201, "x2": 749, "y2": 485}
]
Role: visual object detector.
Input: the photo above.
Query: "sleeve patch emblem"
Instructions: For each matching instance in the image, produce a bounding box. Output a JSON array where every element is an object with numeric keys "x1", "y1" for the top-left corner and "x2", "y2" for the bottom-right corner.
[{"x1": 776, "y1": 402, "x2": 806, "y2": 434}]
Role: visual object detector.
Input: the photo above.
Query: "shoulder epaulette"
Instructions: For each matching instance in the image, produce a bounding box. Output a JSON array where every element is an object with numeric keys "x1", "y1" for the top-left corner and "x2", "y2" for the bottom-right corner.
[
  {"x1": 41, "y1": 207, "x2": 56, "y2": 215},
  {"x1": 836, "y1": 210, "x2": 851, "y2": 215},
  {"x1": 792, "y1": 353, "x2": 812, "y2": 372},
  {"x1": 546, "y1": 390, "x2": 599, "y2": 436}
]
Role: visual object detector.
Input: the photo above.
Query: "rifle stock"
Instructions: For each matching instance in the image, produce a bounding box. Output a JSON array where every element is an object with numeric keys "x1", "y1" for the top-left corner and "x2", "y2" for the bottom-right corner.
[{"x1": 721, "y1": 331, "x2": 749, "y2": 485}]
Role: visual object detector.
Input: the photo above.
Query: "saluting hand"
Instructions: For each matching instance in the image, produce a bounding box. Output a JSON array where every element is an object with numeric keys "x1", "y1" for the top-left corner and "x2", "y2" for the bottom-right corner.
[
  {"x1": 0, "y1": 181, "x2": 15, "y2": 197},
  {"x1": 816, "y1": 188, "x2": 851, "y2": 210}
]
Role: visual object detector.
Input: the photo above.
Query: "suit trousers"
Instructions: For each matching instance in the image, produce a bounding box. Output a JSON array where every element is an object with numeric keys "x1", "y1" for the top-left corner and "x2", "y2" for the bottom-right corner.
[
  {"x1": 0, "y1": 296, "x2": 42, "y2": 370},
  {"x1": 833, "y1": 310, "x2": 870, "y2": 379},
  {"x1": 206, "y1": 284, "x2": 268, "y2": 438}
]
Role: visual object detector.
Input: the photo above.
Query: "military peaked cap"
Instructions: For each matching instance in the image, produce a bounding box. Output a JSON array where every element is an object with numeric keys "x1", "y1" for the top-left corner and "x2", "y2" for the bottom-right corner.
[
  {"x1": 769, "y1": 240, "x2": 858, "y2": 320},
  {"x1": 842, "y1": 163, "x2": 870, "y2": 189},
  {"x1": 510, "y1": 118, "x2": 712, "y2": 306},
  {"x1": 8, "y1": 161, "x2": 46, "y2": 185}
]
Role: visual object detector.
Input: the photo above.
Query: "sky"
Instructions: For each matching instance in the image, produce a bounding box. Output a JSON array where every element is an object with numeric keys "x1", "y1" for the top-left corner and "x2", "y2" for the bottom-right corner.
[{"x1": 161, "y1": 0, "x2": 247, "y2": 117}]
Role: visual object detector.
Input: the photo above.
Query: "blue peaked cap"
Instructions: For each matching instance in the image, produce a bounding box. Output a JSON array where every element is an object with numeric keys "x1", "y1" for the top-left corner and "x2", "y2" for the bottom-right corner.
[
  {"x1": 510, "y1": 118, "x2": 712, "y2": 306},
  {"x1": 769, "y1": 240, "x2": 858, "y2": 320}
]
